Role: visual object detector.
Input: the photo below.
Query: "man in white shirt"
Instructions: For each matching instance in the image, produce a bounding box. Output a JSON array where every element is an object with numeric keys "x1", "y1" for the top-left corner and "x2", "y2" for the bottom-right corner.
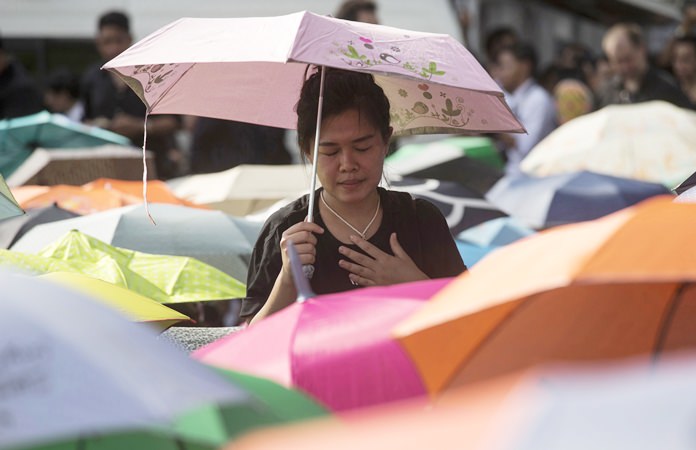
[{"x1": 493, "y1": 42, "x2": 557, "y2": 174}]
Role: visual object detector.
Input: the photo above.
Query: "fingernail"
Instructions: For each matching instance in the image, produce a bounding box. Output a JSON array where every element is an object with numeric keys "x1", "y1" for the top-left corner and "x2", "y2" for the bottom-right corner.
[
  {"x1": 349, "y1": 235, "x2": 357, "y2": 242},
  {"x1": 338, "y1": 246, "x2": 345, "y2": 254}
]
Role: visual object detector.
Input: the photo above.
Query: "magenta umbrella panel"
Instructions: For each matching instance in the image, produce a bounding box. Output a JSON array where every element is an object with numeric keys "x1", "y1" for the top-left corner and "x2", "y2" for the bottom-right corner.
[{"x1": 193, "y1": 278, "x2": 452, "y2": 412}]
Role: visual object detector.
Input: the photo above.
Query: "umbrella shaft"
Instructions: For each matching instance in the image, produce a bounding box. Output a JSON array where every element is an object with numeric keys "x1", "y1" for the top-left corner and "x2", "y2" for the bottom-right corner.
[{"x1": 306, "y1": 67, "x2": 326, "y2": 224}]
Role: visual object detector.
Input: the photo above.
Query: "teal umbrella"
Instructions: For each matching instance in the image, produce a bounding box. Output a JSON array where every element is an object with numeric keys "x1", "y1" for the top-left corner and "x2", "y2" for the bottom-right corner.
[
  {"x1": 0, "y1": 173, "x2": 24, "y2": 220},
  {"x1": 0, "y1": 111, "x2": 131, "y2": 176}
]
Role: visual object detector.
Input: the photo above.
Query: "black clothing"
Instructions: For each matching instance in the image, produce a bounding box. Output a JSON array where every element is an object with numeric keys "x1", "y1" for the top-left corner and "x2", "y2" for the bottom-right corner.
[
  {"x1": 190, "y1": 118, "x2": 291, "y2": 174},
  {"x1": 81, "y1": 63, "x2": 180, "y2": 178},
  {"x1": 0, "y1": 59, "x2": 43, "y2": 119},
  {"x1": 241, "y1": 187, "x2": 466, "y2": 318},
  {"x1": 597, "y1": 67, "x2": 694, "y2": 109}
]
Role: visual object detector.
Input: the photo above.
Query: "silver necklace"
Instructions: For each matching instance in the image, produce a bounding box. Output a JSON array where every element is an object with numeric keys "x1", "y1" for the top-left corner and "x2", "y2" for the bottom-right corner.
[{"x1": 320, "y1": 191, "x2": 381, "y2": 239}]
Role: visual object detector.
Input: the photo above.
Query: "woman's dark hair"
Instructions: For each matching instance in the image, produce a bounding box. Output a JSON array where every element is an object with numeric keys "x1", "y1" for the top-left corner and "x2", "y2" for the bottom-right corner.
[{"x1": 296, "y1": 68, "x2": 391, "y2": 155}]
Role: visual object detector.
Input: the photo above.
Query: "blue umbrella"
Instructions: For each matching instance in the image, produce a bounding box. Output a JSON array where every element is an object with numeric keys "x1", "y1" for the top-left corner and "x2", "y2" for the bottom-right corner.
[
  {"x1": 0, "y1": 111, "x2": 131, "y2": 176},
  {"x1": 485, "y1": 171, "x2": 671, "y2": 229},
  {"x1": 455, "y1": 217, "x2": 535, "y2": 266}
]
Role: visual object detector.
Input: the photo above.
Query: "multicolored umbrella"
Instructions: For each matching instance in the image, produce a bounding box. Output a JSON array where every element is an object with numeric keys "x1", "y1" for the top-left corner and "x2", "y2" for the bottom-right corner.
[
  {"x1": 194, "y1": 277, "x2": 452, "y2": 412},
  {"x1": 0, "y1": 172, "x2": 24, "y2": 220},
  {"x1": 2, "y1": 230, "x2": 245, "y2": 304},
  {"x1": 388, "y1": 176, "x2": 506, "y2": 235},
  {"x1": 520, "y1": 101, "x2": 696, "y2": 188},
  {"x1": 103, "y1": 10, "x2": 522, "y2": 241},
  {"x1": 393, "y1": 197, "x2": 696, "y2": 395},
  {"x1": 485, "y1": 171, "x2": 671, "y2": 229}
]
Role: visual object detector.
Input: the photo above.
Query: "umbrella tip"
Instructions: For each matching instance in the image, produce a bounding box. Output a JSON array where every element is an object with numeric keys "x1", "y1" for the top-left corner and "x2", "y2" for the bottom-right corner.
[{"x1": 286, "y1": 240, "x2": 316, "y2": 302}]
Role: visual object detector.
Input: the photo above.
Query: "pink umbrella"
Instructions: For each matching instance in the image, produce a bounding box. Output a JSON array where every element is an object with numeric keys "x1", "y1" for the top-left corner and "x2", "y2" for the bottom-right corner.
[
  {"x1": 193, "y1": 275, "x2": 451, "y2": 412},
  {"x1": 102, "y1": 12, "x2": 522, "y2": 223}
]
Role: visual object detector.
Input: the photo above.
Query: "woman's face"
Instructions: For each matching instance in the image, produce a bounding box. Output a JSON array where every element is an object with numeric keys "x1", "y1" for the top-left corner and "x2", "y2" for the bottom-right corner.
[{"x1": 310, "y1": 108, "x2": 390, "y2": 206}]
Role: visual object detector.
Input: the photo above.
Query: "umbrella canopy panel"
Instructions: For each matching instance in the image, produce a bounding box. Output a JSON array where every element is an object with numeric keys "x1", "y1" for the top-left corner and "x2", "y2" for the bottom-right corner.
[{"x1": 103, "y1": 11, "x2": 523, "y2": 136}]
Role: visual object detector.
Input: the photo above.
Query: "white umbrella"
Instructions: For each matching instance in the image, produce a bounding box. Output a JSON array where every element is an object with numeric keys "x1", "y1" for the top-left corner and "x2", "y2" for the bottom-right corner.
[{"x1": 0, "y1": 269, "x2": 249, "y2": 449}]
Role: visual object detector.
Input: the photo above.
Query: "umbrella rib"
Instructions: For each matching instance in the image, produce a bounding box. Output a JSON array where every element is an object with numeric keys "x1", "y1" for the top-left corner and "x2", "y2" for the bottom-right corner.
[
  {"x1": 443, "y1": 292, "x2": 543, "y2": 390},
  {"x1": 652, "y1": 283, "x2": 687, "y2": 361}
]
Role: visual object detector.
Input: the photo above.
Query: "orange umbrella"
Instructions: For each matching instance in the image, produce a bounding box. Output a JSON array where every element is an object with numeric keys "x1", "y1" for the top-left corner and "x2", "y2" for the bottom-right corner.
[
  {"x1": 16, "y1": 185, "x2": 131, "y2": 215},
  {"x1": 393, "y1": 196, "x2": 696, "y2": 394},
  {"x1": 83, "y1": 178, "x2": 207, "y2": 209},
  {"x1": 231, "y1": 354, "x2": 696, "y2": 450}
]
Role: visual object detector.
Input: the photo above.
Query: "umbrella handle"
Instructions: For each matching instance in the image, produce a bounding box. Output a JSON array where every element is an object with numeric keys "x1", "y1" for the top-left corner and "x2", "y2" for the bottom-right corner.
[
  {"x1": 287, "y1": 240, "x2": 316, "y2": 302},
  {"x1": 303, "y1": 66, "x2": 326, "y2": 280}
]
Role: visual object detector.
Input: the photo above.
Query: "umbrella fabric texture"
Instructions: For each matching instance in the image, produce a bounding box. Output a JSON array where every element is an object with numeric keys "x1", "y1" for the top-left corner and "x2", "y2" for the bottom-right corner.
[
  {"x1": 520, "y1": 101, "x2": 696, "y2": 188},
  {"x1": 0, "y1": 269, "x2": 253, "y2": 450},
  {"x1": 393, "y1": 197, "x2": 696, "y2": 395},
  {"x1": 167, "y1": 164, "x2": 314, "y2": 216},
  {"x1": 37, "y1": 271, "x2": 191, "y2": 331},
  {"x1": 2, "y1": 230, "x2": 245, "y2": 304},
  {"x1": 11, "y1": 203, "x2": 261, "y2": 281},
  {"x1": 0, "y1": 110, "x2": 131, "y2": 177},
  {"x1": 454, "y1": 217, "x2": 535, "y2": 266},
  {"x1": 0, "y1": 172, "x2": 24, "y2": 220},
  {"x1": 674, "y1": 171, "x2": 696, "y2": 195},
  {"x1": 386, "y1": 137, "x2": 504, "y2": 194},
  {"x1": 194, "y1": 278, "x2": 453, "y2": 412},
  {"x1": 387, "y1": 176, "x2": 506, "y2": 235},
  {"x1": 485, "y1": 170, "x2": 671, "y2": 229},
  {"x1": 103, "y1": 12, "x2": 522, "y2": 137},
  {"x1": 0, "y1": 204, "x2": 78, "y2": 249},
  {"x1": 231, "y1": 356, "x2": 696, "y2": 450}
]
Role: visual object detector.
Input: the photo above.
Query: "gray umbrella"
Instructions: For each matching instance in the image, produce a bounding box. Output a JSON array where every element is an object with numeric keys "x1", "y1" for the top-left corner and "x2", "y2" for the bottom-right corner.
[{"x1": 11, "y1": 203, "x2": 262, "y2": 281}]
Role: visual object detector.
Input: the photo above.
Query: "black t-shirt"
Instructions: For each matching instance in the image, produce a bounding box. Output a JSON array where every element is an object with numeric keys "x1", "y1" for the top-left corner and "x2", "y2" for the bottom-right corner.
[{"x1": 241, "y1": 187, "x2": 466, "y2": 318}]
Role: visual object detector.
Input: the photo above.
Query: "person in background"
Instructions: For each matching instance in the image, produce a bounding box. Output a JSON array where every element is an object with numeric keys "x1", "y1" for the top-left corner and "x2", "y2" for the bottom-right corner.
[
  {"x1": 670, "y1": 35, "x2": 696, "y2": 104},
  {"x1": 44, "y1": 68, "x2": 84, "y2": 122},
  {"x1": 483, "y1": 26, "x2": 519, "y2": 81},
  {"x1": 493, "y1": 42, "x2": 557, "y2": 174},
  {"x1": 335, "y1": 0, "x2": 379, "y2": 24},
  {"x1": 81, "y1": 11, "x2": 183, "y2": 178},
  {"x1": 243, "y1": 69, "x2": 465, "y2": 323},
  {"x1": 0, "y1": 34, "x2": 42, "y2": 119},
  {"x1": 597, "y1": 23, "x2": 693, "y2": 109}
]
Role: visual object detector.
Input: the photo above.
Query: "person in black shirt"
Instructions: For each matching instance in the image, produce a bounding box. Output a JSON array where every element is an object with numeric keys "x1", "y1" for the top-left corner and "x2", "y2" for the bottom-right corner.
[
  {"x1": 242, "y1": 69, "x2": 466, "y2": 323},
  {"x1": 597, "y1": 23, "x2": 694, "y2": 109},
  {"x1": 0, "y1": 34, "x2": 42, "y2": 119},
  {"x1": 81, "y1": 11, "x2": 182, "y2": 178}
]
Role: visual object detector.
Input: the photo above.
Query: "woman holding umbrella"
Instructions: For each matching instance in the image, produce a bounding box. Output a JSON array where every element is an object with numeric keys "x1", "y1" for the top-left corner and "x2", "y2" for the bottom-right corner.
[{"x1": 244, "y1": 69, "x2": 466, "y2": 323}]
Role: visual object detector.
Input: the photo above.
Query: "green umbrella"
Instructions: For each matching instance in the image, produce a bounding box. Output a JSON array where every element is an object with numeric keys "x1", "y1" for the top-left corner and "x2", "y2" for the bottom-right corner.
[
  {"x1": 0, "y1": 110, "x2": 131, "y2": 176},
  {"x1": 173, "y1": 368, "x2": 328, "y2": 447},
  {"x1": 0, "y1": 173, "x2": 24, "y2": 220},
  {"x1": 1, "y1": 230, "x2": 246, "y2": 303},
  {"x1": 387, "y1": 136, "x2": 504, "y2": 170}
]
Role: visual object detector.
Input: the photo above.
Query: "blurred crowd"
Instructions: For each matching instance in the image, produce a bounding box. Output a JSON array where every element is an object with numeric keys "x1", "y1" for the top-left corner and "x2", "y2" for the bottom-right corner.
[{"x1": 2, "y1": 0, "x2": 696, "y2": 177}]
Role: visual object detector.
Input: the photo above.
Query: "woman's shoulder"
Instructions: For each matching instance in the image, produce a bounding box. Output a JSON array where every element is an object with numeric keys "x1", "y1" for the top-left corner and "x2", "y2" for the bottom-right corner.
[
  {"x1": 381, "y1": 187, "x2": 440, "y2": 216},
  {"x1": 260, "y1": 193, "x2": 312, "y2": 236}
]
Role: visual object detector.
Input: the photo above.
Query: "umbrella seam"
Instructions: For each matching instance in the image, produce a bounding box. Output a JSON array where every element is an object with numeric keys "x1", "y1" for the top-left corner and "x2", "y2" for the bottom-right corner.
[
  {"x1": 441, "y1": 293, "x2": 542, "y2": 391},
  {"x1": 651, "y1": 282, "x2": 687, "y2": 361}
]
